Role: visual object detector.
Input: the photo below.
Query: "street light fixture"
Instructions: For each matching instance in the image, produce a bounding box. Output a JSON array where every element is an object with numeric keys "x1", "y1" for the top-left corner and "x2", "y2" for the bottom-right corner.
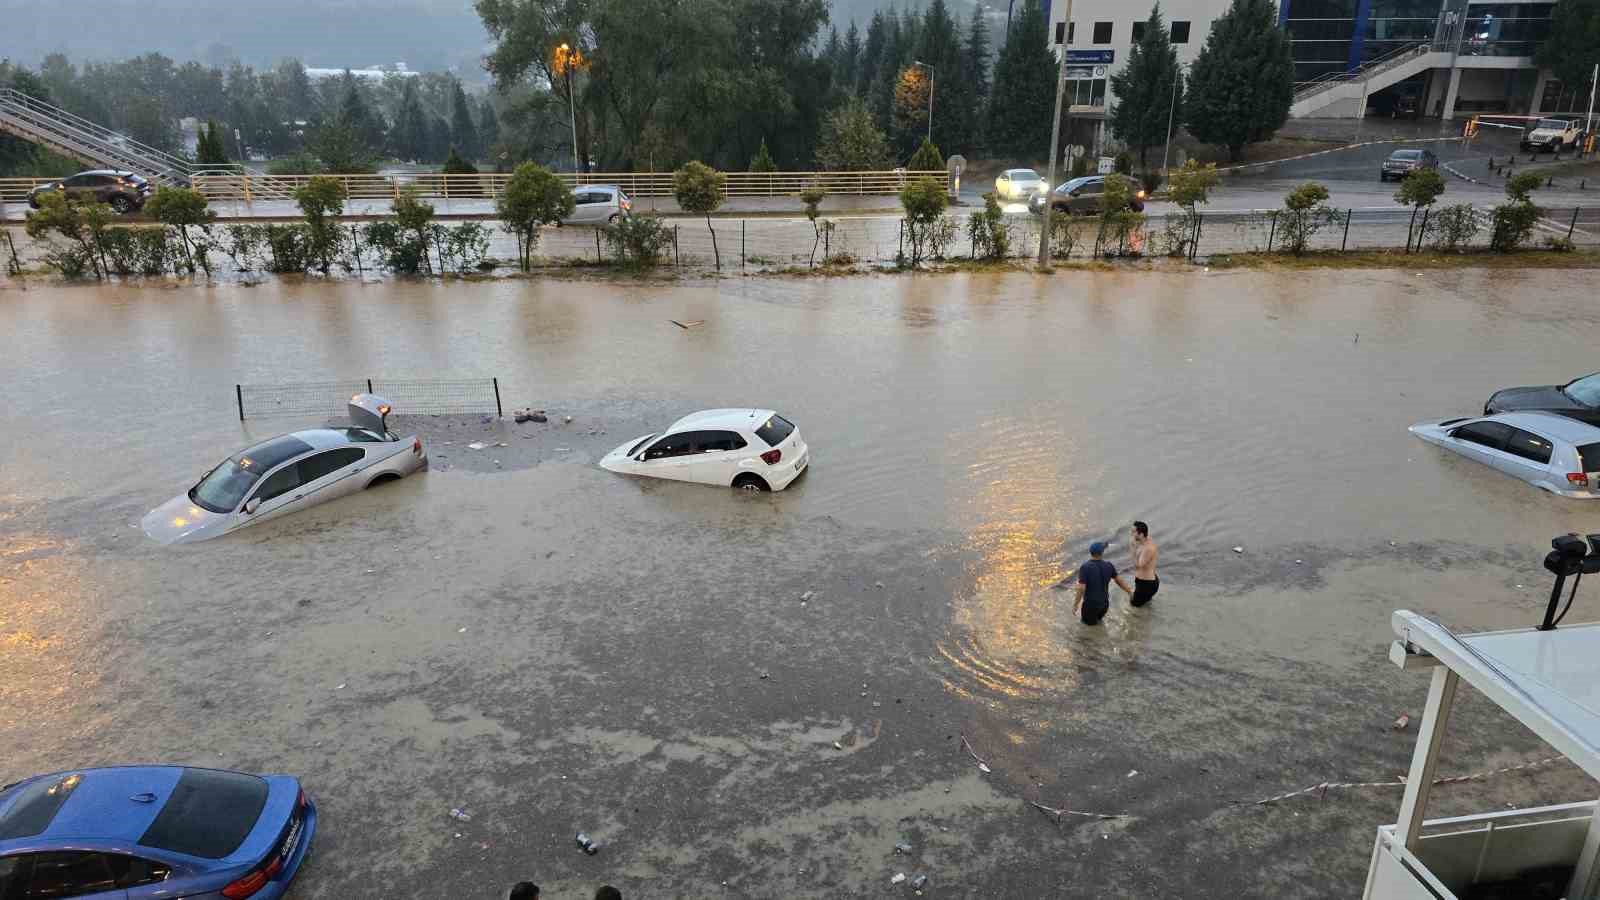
[
  {"x1": 554, "y1": 42, "x2": 585, "y2": 174},
  {"x1": 1160, "y1": 62, "x2": 1186, "y2": 175},
  {"x1": 912, "y1": 60, "x2": 934, "y2": 144}
]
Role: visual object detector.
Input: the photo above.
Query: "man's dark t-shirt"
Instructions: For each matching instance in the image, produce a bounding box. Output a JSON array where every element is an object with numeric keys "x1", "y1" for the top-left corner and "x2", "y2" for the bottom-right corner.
[{"x1": 1078, "y1": 559, "x2": 1118, "y2": 623}]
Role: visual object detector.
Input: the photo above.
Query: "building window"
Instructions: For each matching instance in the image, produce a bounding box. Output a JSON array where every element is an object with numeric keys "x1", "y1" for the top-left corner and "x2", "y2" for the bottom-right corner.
[
  {"x1": 1171, "y1": 20, "x2": 1192, "y2": 42},
  {"x1": 1093, "y1": 21, "x2": 1114, "y2": 43},
  {"x1": 1132, "y1": 21, "x2": 1147, "y2": 42},
  {"x1": 1056, "y1": 21, "x2": 1066, "y2": 43}
]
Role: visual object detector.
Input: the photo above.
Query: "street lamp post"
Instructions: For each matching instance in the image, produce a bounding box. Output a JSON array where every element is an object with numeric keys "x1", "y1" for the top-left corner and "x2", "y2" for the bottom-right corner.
[
  {"x1": 1160, "y1": 62, "x2": 1185, "y2": 174},
  {"x1": 557, "y1": 43, "x2": 581, "y2": 174},
  {"x1": 913, "y1": 60, "x2": 934, "y2": 144},
  {"x1": 1038, "y1": 0, "x2": 1074, "y2": 267}
]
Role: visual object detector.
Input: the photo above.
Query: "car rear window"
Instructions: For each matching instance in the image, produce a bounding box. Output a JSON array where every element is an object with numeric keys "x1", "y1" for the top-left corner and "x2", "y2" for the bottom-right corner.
[
  {"x1": 0, "y1": 773, "x2": 85, "y2": 839},
  {"x1": 755, "y1": 414, "x2": 795, "y2": 447},
  {"x1": 1392, "y1": 150, "x2": 1421, "y2": 160},
  {"x1": 138, "y1": 769, "x2": 267, "y2": 859},
  {"x1": 1580, "y1": 444, "x2": 1600, "y2": 472}
]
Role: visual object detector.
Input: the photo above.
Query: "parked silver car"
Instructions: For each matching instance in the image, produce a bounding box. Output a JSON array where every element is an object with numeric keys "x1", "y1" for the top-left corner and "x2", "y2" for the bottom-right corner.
[
  {"x1": 1409, "y1": 411, "x2": 1600, "y2": 498},
  {"x1": 142, "y1": 395, "x2": 427, "y2": 544},
  {"x1": 562, "y1": 185, "x2": 632, "y2": 225}
]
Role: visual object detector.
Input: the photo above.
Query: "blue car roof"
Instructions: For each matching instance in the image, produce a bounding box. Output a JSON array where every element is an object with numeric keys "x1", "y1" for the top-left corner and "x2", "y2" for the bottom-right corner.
[{"x1": 0, "y1": 766, "x2": 183, "y2": 846}]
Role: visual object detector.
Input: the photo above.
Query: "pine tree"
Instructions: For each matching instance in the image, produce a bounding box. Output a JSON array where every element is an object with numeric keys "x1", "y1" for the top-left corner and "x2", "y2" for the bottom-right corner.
[
  {"x1": 337, "y1": 70, "x2": 385, "y2": 153},
  {"x1": 391, "y1": 78, "x2": 428, "y2": 162},
  {"x1": 196, "y1": 119, "x2": 229, "y2": 164},
  {"x1": 1185, "y1": 0, "x2": 1294, "y2": 161},
  {"x1": 824, "y1": 27, "x2": 843, "y2": 82},
  {"x1": 860, "y1": 12, "x2": 888, "y2": 97},
  {"x1": 1110, "y1": 4, "x2": 1182, "y2": 170},
  {"x1": 840, "y1": 22, "x2": 863, "y2": 95},
  {"x1": 915, "y1": 0, "x2": 965, "y2": 156},
  {"x1": 871, "y1": 11, "x2": 902, "y2": 132},
  {"x1": 988, "y1": 0, "x2": 1057, "y2": 158},
  {"x1": 450, "y1": 79, "x2": 480, "y2": 162},
  {"x1": 961, "y1": 6, "x2": 994, "y2": 156},
  {"x1": 749, "y1": 138, "x2": 778, "y2": 172},
  {"x1": 479, "y1": 97, "x2": 501, "y2": 159}
]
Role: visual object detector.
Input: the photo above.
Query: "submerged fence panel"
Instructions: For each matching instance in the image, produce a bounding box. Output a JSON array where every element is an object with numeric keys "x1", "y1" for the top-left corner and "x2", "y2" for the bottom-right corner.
[{"x1": 237, "y1": 377, "x2": 502, "y2": 420}]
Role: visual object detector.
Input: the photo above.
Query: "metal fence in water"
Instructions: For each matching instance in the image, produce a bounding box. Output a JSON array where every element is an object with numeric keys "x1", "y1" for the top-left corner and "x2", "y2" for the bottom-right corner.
[{"x1": 236, "y1": 377, "x2": 502, "y2": 421}]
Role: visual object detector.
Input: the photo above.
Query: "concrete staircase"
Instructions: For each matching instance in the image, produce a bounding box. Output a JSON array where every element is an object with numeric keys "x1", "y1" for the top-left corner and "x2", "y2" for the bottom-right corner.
[
  {"x1": 1290, "y1": 44, "x2": 1449, "y2": 118},
  {"x1": 0, "y1": 88, "x2": 295, "y2": 199}
]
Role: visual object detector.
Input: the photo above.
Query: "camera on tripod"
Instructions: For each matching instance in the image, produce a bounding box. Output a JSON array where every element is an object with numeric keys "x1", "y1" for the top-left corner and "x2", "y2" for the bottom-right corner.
[{"x1": 1538, "y1": 533, "x2": 1600, "y2": 630}]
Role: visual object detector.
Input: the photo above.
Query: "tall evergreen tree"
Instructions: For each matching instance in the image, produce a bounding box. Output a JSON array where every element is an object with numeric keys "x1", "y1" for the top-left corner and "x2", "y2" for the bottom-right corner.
[
  {"x1": 479, "y1": 96, "x2": 501, "y2": 157},
  {"x1": 824, "y1": 26, "x2": 843, "y2": 81},
  {"x1": 336, "y1": 70, "x2": 386, "y2": 152},
  {"x1": 840, "y1": 22, "x2": 863, "y2": 95},
  {"x1": 871, "y1": 11, "x2": 902, "y2": 131},
  {"x1": 987, "y1": 0, "x2": 1057, "y2": 158},
  {"x1": 859, "y1": 12, "x2": 888, "y2": 97},
  {"x1": 961, "y1": 6, "x2": 993, "y2": 155},
  {"x1": 1110, "y1": 4, "x2": 1183, "y2": 169},
  {"x1": 1535, "y1": 0, "x2": 1600, "y2": 97},
  {"x1": 391, "y1": 78, "x2": 428, "y2": 161},
  {"x1": 1184, "y1": 0, "x2": 1294, "y2": 160},
  {"x1": 450, "y1": 78, "x2": 480, "y2": 161},
  {"x1": 914, "y1": 0, "x2": 966, "y2": 156}
]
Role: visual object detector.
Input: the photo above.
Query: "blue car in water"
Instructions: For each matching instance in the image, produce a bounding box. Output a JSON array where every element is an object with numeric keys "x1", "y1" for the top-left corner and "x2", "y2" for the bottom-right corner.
[{"x1": 0, "y1": 766, "x2": 315, "y2": 899}]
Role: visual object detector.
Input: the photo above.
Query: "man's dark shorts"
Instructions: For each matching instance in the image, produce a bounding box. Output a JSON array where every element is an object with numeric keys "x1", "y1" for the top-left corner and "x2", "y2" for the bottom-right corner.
[
  {"x1": 1132, "y1": 577, "x2": 1160, "y2": 607},
  {"x1": 1080, "y1": 600, "x2": 1108, "y2": 626}
]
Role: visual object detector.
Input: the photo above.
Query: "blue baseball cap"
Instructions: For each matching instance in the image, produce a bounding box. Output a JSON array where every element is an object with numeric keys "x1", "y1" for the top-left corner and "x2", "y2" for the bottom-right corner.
[{"x1": 1089, "y1": 541, "x2": 1107, "y2": 556}]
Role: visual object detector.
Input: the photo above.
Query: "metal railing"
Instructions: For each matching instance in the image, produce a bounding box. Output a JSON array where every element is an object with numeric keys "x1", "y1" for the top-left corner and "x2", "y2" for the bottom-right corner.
[
  {"x1": 1292, "y1": 43, "x2": 1432, "y2": 103},
  {"x1": 236, "y1": 377, "x2": 503, "y2": 420}
]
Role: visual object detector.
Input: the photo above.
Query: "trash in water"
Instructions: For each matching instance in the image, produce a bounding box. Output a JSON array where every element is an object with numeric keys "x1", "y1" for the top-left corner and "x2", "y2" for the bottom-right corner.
[
  {"x1": 458, "y1": 627, "x2": 468, "y2": 633},
  {"x1": 1232, "y1": 547, "x2": 1244, "y2": 554},
  {"x1": 575, "y1": 832, "x2": 600, "y2": 855},
  {"x1": 467, "y1": 442, "x2": 488, "y2": 451},
  {"x1": 1127, "y1": 769, "x2": 1139, "y2": 778},
  {"x1": 1393, "y1": 713, "x2": 1411, "y2": 731},
  {"x1": 496, "y1": 442, "x2": 507, "y2": 447},
  {"x1": 335, "y1": 683, "x2": 345, "y2": 690},
  {"x1": 515, "y1": 408, "x2": 548, "y2": 424},
  {"x1": 481, "y1": 416, "x2": 493, "y2": 424},
  {"x1": 833, "y1": 741, "x2": 843, "y2": 750},
  {"x1": 564, "y1": 416, "x2": 574, "y2": 424},
  {"x1": 555, "y1": 447, "x2": 571, "y2": 452},
  {"x1": 669, "y1": 319, "x2": 706, "y2": 329},
  {"x1": 911, "y1": 875, "x2": 929, "y2": 890},
  {"x1": 895, "y1": 842, "x2": 912, "y2": 854},
  {"x1": 875, "y1": 581, "x2": 885, "y2": 589},
  {"x1": 800, "y1": 590, "x2": 815, "y2": 602},
  {"x1": 890, "y1": 873, "x2": 907, "y2": 885},
  {"x1": 449, "y1": 808, "x2": 472, "y2": 821},
  {"x1": 977, "y1": 762, "x2": 991, "y2": 774}
]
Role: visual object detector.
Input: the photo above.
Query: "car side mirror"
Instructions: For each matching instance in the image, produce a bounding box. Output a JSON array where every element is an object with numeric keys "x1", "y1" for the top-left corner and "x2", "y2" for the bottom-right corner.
[{"x1": 243, "y1": 497, "x2": 261, "y2": 515}]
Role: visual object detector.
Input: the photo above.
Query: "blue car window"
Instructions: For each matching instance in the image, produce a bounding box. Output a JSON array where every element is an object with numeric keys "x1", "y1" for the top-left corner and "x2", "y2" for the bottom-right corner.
[
  {"x1": 17, "y1": 851, "x2": 118, "y2": 897},
  {"x1": 138, "y1": 769, "x2": 267, "y2": 859},
  {"x1": 0, "y1": 773, "x2": 84, "y2": 839}
]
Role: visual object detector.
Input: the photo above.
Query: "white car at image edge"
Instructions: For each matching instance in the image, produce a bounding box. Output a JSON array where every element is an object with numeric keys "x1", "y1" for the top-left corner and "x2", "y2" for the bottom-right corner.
[
  {"x1": 1409, "y1": 411, "x2": 1600, "y2": 498},
  {"x1": 600, "y1": 409, "x2": 809, "y2": 492}
]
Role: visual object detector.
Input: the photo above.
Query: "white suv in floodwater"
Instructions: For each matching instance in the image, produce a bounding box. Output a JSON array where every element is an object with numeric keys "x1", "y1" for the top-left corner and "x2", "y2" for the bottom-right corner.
[
  {"x1": 1522, "y1": 118, "x2": 1584, "y2": 152},
  {"x1": 600, "y1": 409, "x2": 809, "y2": 492}
]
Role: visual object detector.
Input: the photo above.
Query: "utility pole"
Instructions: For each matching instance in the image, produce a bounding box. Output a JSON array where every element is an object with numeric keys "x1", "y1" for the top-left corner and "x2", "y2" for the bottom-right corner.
[
  {"x1": 1038, "y1": 0, "x2": 1074, "y2": 267},
  {"x1": 1587, "y1": 62, "x2": 1598, "y2": 148},
  {"x1": 1161, "y1": 63, "x2": 1184, "y2": 174},
  {"x1": 914, "y1": 61, "x2": 935, "y2": 145}
]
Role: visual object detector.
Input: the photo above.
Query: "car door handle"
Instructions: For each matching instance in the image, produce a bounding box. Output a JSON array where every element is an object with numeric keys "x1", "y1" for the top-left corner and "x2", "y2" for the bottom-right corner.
[{"x1": 293, "y1": 494, "x2": 303, "y2": 500}]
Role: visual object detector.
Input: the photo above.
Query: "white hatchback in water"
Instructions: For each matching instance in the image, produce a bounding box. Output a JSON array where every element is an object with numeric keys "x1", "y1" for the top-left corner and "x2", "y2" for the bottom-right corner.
[
  {"x1": 142, "y1": 395, "x2": 428, "y2": 544},
  {"x1": 1409, "y1": 411, "x2": 1600, "y2": 498},
  {"x1": 600, "y1": 409, "x2": 809, "y2": 492}
]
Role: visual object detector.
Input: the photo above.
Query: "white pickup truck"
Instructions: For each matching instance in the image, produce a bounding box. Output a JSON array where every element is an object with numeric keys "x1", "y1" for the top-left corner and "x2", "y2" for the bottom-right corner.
[{"x1": 1521, "y1": 117, "x2": 1585, "y2": 152}]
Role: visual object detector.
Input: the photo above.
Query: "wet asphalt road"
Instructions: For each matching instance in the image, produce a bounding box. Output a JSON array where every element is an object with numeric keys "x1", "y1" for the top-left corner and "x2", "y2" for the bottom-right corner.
[{"x1": 3, "y1": 270, "x2": 1600, "y2": 897}]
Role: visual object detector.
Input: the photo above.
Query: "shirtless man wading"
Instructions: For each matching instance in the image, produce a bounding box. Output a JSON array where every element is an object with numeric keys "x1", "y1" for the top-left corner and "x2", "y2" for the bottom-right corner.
[{"x1": 1131, "y1": 521, "x2": 1159, "y2": 607}]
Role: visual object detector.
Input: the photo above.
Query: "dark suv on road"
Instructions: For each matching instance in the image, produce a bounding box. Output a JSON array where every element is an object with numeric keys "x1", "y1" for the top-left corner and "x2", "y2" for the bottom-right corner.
[
  {"x1": 27, "y1": 170, "x2": 153, "y2": 214},
  {"x1": 1028, "y1": 175, "x2": 1147, "y2": 216},
  {"x1": 1379, "y1": 149, "x2": 1438, "y2": 182}
]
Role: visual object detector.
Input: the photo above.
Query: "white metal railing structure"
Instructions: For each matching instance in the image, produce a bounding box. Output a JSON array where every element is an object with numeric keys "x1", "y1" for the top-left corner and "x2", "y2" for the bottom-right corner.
[
  {"x1": 1292, "y1": 43, "x2": 1432, "y2": 104},
  {"x1": 0, "y1": 89, "x2": 299, "y2": 201}
]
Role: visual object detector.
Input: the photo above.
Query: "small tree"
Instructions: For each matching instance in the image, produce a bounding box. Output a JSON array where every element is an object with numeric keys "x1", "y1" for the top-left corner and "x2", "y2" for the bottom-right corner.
[
  {"x1": 899, "y1": 175, "x2": 950, "y2": 266},
  {"x1": 800, "y1": 186, "x2": 836, "y2": 266},
  {"x1": 1394, "y1": 168, "x2": 1446, "y2": 251},
  {"x1": 907, "y1": 138, "x2": 944, "y2": 172},
  {"x1": 1111, "y1": 4, "x2": 1184, "y2": 170},
  {"x1": 293, "y1": 175, "x2": 347, "y2": 273},
  {"x1": 442, "y1": 147, "x2": 479, "y2": 175},
  {"x1": 1164, "y1": 160, "x2": 1219, "y2": 257},
  {"x1": 673, "y1": 161, "x2": 727, "y2": 270},
  {"x1": 1098, "y1": 174, "x2": 1147, "y2": 256},
  {"x1": 145, "y1": 186, "x2": 216, "y2": 274},
  {"x1": 967, "y1": 190, "x2": 1012, "y2": 261},
  {"x1": 24, "y1": 193, "x2": 109, "y2": 279},
  {"x1": 1427, "y1": 203, "x2": 1481, "y2": 252},
  {"x1": 196, "y1": 120, "x2": 230, "y2": 165},
  {"x1": 495, "y1": 162, "x2": 574, "y2": 271},
  {"x1": 1490, "y1": 171, "x2": 1543, "y2": 252},
  {"x1": 749, "y1": 139, "x2": 779, "y2": 173},
  {"x1": 816, "y1": 96, "x2": 892, "y2": 170},
  {"x1": 1278, "y1": 181, "x2": 1336, "y2": 255},
  {"x1": 602, "y1": 213, "x2": 673, "y2": 267}
]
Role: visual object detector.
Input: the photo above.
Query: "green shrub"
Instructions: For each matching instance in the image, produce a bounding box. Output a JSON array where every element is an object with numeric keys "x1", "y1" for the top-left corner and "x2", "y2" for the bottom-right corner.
[
  {"x1": 496, "y1": 162, "x2": 574, "y2": 271},
  {"x1": 602, "y1": 213, "x2": 673, "y2": 267},
  {"x1": 898, "y1": 176, "x2": 950, "y2": 266},
  {"x1": 1426, "y1": 203, "x2": 1480, "y2": 251},
  {"x1": 967, "y1": 191, "x2": 1012, "y2": 261},
  {"x1": 907, "y1": 138, "x2": 944, "y2": 171},
  {"x1": 673, "y1": 161, "x2": 727, "y2": 269},
  {"x1": 1278, "y1": 182, "x2": 1336, "y2": 255}
]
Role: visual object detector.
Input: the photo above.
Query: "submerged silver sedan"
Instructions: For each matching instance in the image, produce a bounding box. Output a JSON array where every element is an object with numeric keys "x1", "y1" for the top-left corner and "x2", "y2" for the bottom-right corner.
[
  {"x1": 142, "y1": 394, "x2": 427, "y2": 544},
  {"x1": 1409, "y1": 411, "x2": 1600, "y2": 498}
]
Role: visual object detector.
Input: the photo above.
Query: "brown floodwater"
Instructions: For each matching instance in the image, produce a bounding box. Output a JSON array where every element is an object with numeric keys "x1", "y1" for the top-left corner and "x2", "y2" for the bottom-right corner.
[{"x1": 2, "y1": 268, "x2": 1598, "y2": 897}]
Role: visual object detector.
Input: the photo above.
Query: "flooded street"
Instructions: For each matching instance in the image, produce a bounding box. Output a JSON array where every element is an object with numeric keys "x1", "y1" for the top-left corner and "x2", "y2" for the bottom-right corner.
[{"x1": 3, "y1": 268, "x2": 1600, "y2": 897}]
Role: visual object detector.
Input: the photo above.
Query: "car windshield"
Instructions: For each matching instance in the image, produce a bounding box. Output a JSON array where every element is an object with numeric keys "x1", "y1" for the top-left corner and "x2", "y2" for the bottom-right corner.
[
  {"x1": 755, "y1": 414, "x2": 795, "y2": 447},
  {"x1": 1008, "y1": 170, "x2": 1039, "y2": 180},
  {"x1": 1538, "y1": 118, "x2": 1568, "y2": 129},
  {"x1": 1564, "y1": 373, "x2": 1600, "y2": 407},
  {"x1": 1057, "y1": 177, "x2": 1095, "y2": 194},
  {"x1": 189, "y1": 459, "x2": 261, "y2": 513},
  {"x1": 627, "y1": 434, "x2": 657, "y2": 457},
  {"x1": 1391, "y1": 150, "x2": 1421, "y2": 160}
]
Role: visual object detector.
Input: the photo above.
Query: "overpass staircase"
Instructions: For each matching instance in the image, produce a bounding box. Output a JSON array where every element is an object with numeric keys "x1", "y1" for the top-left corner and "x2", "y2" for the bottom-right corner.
[
  {"x1": 1290, "y1": 43, "x2": 1449, "y2": 118},
  {"x1": 0, "y1": 88, "x2": 295, "y2": 199}
]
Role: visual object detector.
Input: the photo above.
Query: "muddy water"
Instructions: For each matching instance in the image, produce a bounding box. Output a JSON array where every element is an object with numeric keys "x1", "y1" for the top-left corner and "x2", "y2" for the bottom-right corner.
[{"x1": 3, "y1": 269, "x2": 1600, "y2": 897}]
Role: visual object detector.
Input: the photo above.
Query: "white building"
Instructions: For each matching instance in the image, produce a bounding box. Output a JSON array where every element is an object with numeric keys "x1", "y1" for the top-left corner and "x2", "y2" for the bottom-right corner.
[{"x1": 1041, "y1": 0, "x2": 1582, "y2": 139}]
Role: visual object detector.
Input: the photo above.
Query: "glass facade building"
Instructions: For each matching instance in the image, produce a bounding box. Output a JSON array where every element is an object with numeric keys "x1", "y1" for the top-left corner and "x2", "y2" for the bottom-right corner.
[{"x1": 1281, "y1": 0, "x2": 1553, "y2": 83}]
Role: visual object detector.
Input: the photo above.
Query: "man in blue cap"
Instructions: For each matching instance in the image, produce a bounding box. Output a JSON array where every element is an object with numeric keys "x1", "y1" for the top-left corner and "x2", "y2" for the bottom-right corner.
[{"x1": 1073, "y1": 541, "x2": 1132, "y2": 626}]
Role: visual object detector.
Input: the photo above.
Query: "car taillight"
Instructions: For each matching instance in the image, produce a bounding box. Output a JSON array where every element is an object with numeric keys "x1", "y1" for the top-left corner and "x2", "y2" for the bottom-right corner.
[
  {"x1": 1568, "y1": 473, "x2": 1590, "y2": 487},
  {"x1": 412, "y1": 437, "x2": 422, "y2": 455},
  {"x1": 297, "y1": 788, "x2": 307, "y2": 809},
  {"x1": 222, "y1": 856, "x2": 282, "y2": 899},
  {"x1": 760, "y1": 449, "x2": 782, "y2": 465},
  {"x1": 1136, "y1": 190, "x2": 1147, "y2": 200}
]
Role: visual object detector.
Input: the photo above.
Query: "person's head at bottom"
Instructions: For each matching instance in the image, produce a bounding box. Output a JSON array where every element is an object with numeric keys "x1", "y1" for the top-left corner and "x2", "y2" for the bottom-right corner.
[
  {"x1": 509, "y1": 883, "x2": 540, "y2": 900},
  {"x1": 595, "y1": 887, "x2": 622, "y2": 900},
  {"x1": 1089, "y1": 541, "x2": 1106, "y2": 559}
]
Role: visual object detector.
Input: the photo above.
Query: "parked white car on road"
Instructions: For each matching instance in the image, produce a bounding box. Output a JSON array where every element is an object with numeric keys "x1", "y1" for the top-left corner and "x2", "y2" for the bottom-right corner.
[
  {"x1": 600, "y1": 409, "x2": 809, "y2": 492},
  {"x1": 1409, "y1": 411, "x2": 1600, "y2": 498},
  {"x1": 562, "y1": 185, "x2": 632, "y2": 225}
]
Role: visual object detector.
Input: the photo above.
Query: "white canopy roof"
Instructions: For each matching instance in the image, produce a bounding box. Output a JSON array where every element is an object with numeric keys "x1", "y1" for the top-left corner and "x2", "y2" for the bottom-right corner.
[{"x1": 1392, "y1": 610, "x2": 1600, "y2": 782}]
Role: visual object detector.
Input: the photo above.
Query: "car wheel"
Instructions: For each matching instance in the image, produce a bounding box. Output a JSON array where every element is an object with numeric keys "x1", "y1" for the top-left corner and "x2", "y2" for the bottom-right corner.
[
  {"x1": 366, "y1": 473, "x2": 401, "y2": 489},
  {"x1": 109, "y1": 195, "x2": 133, "y2": 214},
  {"x1": 608, "y1": 213, "x2": 620, "y2": 224},
  {"x1": 732, "y1": 474, "x2": 770, "y2": 493}
]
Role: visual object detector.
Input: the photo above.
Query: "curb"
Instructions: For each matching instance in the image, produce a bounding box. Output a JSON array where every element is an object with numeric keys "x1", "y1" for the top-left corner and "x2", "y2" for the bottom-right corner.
[{"x1": 1218, "y1": 135, "x2": 1466, "y2": 175}]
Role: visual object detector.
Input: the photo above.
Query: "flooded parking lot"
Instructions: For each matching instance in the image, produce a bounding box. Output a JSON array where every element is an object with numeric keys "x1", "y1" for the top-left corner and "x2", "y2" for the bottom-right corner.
[{"x1": 3, "y1": 268, "x2": 1599, "y2": 897}]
